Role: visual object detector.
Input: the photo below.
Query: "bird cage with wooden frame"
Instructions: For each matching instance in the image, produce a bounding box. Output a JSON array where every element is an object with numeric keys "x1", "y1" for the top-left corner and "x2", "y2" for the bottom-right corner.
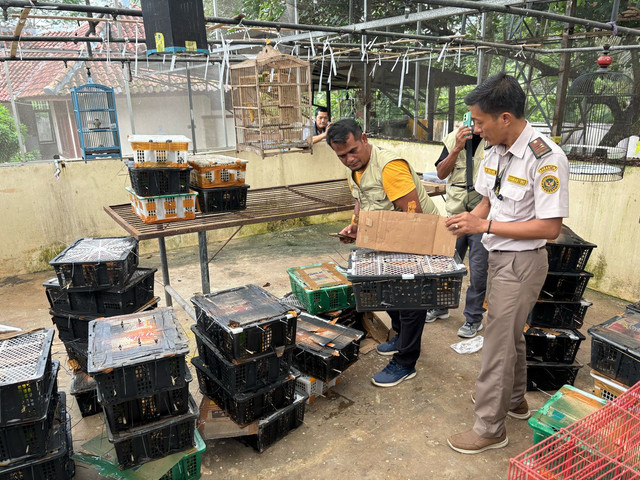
[
  {"x1": 560, "y1": 46, "x2": 637, "y2": 182},
  {"x1": 230, "y1": 45, "x2": 312, "y2": 158}
]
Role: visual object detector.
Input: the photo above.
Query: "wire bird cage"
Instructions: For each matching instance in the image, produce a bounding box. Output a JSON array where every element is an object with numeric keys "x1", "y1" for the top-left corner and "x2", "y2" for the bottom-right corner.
[
  {"x1": 230, "y1": 45, "x2": 312, "y2": 158},
  {"x1": 71, "y1": 78, "x2": 122, "y2": 162},
  {"x1": 560, "y1": 46, "x2": 637, "y2": 182}
]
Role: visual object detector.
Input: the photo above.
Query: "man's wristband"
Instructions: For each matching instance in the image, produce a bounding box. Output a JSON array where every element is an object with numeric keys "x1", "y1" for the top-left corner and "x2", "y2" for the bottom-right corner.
[
  {"x1": 351, "y1": 214, "x2": 359, "y2": 225},
  {"x1": 487, "y1": 220, "x2": 492, "y2": 235}
]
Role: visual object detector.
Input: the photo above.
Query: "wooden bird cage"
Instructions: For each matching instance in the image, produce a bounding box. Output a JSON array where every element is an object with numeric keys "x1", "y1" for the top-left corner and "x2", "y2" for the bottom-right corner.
[{"x1": 230, "y1": 45, "x2": 312, "y2": 158}]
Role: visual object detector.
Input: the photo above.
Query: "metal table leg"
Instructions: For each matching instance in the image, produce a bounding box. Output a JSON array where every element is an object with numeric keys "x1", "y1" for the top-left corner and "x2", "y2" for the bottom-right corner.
[
  {"x1": 198, "y1": 231, "x2": 211, "y2": 294},
  {"x1": 158, "y1": 237, "x2": 172, "y2": 307}
]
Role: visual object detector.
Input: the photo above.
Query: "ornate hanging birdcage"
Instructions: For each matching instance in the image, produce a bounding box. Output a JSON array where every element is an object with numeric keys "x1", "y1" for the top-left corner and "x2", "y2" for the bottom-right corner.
[
  {"x1": 230, "y1": 45, "x2": 312, "y2": 158},
  {"x1": 560, "y1": 46, "x2": 637, "y2": 182}
]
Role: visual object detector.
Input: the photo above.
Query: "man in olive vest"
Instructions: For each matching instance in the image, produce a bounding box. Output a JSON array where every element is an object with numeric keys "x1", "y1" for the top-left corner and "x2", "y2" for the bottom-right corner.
[
  {"x1": 425, "y1": 126, "x2": 489, "y2": 339},
  {"x1": 326, "y1": 118, "x2": 439, "y2": 388}
]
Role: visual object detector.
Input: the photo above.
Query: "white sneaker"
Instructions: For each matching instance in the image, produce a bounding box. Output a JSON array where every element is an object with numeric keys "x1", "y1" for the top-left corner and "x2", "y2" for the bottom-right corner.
[{"x1": 425, "y1": 309, "x2": 450, "y2": 323}]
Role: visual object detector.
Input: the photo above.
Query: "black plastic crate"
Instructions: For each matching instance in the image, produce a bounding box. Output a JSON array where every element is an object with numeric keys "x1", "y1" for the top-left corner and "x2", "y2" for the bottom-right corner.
[
  {"x1": 0, "y1": 329, "x2": 55, "y2": 425},
  {"x1": 588, "y1": 311, "x2": 640, "y2": 387},
  {"x1": 294, "y1": 314, "x2": 364, "y2": 382},
  {"x1": 49, "y1": 237, "x2": 139, "y2": 291},
  {"x1": 192, "y1": 324, "x2": 293, "y2": 394},
  {"x1": 103, "y1": 371, "x2": 192, "y2": 433},
  {"x1": 70, "y1": 371, "x2": 100, "y2": 418},
  {"x1": 539, "y1": 270, "x2": 594, "y2": 302},
  {"x1": 140, "y1": 0, "x2": 208, "y2": 55},
  {"x1": 545, "y1": 225, "x2": 597, "y2": 272},
  {"x1": 191, "y1": 285, "x2": 298, "y2": 362},
  {"x1": 128, "y1": 165, "x2": 192, "y2": 196},
  {"x1": 88, "y1": 308, "x2": 190, "y2": 404},
  {"x1": 347, "y1": 250, "x2": 467, "y2": 311},
  {"x1": 240, "y1": 393, "x2": 307, "y2": 452},
  {"x1": 191, "y1": 184, "x2": 249, "y2": 213},
  {"x1": 524, "y1": 326, "x2": 585, "y2": 363},
  {"x1": 528, "y1": 298, "x2": 592, "y2": 330},
  {"x1": 106, "y1": 395, "x2": 197, "y2": 470},
  {"x1": 0, "y1": 395, "x2": 74, "y2": 480},
  {"x1": 64, "y1": 340, "x2": 88, "y2": 372},
  {"x1": 526, "y1": 360, "x2": 583, "y2": 392},
  {"x1": 192, "y1": 356, "x2": 295, "y2": 426},
  {"x1": 45, "y1": 267, "x2": 156, "y2": 317},
  {"x1": 0, "y1": 367, "x2": 60, "y2": 465}
]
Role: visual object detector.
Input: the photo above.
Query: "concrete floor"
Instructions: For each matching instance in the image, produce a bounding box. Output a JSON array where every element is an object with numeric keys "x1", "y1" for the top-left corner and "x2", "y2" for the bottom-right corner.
[{"x1": 0, "y1": 221, "x2": 630, "y2": 480}]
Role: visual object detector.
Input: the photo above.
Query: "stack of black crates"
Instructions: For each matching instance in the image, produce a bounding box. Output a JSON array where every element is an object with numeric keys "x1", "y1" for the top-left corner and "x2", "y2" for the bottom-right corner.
[
  {"x1": 87, "y1": 308, "x2": 196, "y2": 469},
  {"x1": 587, "y1": 301, "x2": 640, "y2": 401},
  {"x1": 525, "y1": 225, "x2": 597, "y2": 391},
  {"x1": 187, "y1": 153, "x2": 249, "y2": 213},
  {"x1": 45, "y1": 236, "x2": 157, "y2": 417},
  {"x1": 190, "y1": 284, "x2": 306, "y2": 452},
  {"x1": 0, "y1": 329, "x2": 74, "y2": 479}
]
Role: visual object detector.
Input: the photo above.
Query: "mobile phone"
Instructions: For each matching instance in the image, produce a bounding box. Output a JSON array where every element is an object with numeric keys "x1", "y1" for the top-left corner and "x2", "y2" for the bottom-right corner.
[{"x1": 463, "y1": 111, "x2": 472, "y2": 128}]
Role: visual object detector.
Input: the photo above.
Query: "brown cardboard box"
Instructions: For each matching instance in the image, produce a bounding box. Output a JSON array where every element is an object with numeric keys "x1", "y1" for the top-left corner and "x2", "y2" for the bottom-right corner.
[
  {"x1": 356, "y1": 210, "x2": 456, "y2": 256},
  {"x1": 198, "y1": 396, "x2": 258, "y2": 440}
]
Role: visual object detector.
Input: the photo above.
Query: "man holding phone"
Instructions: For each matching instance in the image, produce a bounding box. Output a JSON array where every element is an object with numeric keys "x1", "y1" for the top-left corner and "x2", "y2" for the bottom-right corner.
[
  {"x1": 424, "y1": 116, "x2": 488, "y2": 339},
  {"x1": 326, "y1": 118, "x2": 439, "y2": 388}
]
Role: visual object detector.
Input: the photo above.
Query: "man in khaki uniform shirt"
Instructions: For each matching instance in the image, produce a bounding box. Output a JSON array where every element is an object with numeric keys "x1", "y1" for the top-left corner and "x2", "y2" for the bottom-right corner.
[{"x1": 445, "y1": 73, "x2": 569, "y2": 454}]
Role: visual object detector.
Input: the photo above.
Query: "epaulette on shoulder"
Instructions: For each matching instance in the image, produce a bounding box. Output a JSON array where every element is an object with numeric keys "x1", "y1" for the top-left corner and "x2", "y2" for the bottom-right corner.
[{"x1": 528, "y1": 137, "x2": 553, "y2": 159}]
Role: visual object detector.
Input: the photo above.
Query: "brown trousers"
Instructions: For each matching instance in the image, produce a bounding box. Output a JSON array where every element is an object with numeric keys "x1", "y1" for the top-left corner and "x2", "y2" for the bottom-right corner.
[{"x1": 473, "y1": 248, "x2": 548, "y2": 438}]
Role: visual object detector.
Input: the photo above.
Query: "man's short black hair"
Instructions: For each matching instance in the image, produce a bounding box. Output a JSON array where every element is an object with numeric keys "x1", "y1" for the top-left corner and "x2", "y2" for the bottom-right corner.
[
  {"x1": 315, "y1": 106, "x2": 328, "y2": 117},
  {"x1": 326, "y1": 118, "x2": 362, "y2": 147},
  {"x1": 464, "y1": 73, "x2": 526, "y2": 118}
]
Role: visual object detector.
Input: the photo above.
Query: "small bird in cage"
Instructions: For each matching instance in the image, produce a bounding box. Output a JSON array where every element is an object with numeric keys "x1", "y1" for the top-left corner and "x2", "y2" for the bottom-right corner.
[{"x1": 92, "y1": 118, "x2": 102, "y2": 129}]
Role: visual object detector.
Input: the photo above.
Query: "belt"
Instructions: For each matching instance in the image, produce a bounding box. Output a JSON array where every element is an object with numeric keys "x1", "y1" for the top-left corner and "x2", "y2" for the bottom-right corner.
[
  {"x1": 491, "y1": 246, "x2": 546, "y2": 253},
  {"x1": 450, "y1": 183, "x2": 476, "y2": 192}
]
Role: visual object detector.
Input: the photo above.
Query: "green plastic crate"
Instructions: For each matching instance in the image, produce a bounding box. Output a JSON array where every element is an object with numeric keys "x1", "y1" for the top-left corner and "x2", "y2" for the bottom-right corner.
[
  {"x1": 528, "y1": 384, "x2": 606, "y2": 444},
  {"x1": 160, "y1": 429, "x2": 206, "y2": 480},
  {"x1": 287, "y1": 262, "x2": 355, "y2": 314}
]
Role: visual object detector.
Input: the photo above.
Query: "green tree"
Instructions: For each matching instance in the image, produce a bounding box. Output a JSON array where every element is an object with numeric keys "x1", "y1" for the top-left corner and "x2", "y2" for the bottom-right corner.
[{"x1": 0, "y1": 104, "x2": 27, "y2": 163}]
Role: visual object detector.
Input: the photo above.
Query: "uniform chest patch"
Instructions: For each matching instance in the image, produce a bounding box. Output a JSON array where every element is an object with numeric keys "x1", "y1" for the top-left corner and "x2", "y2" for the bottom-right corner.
[
  {"x1": 484, "y1": 167, "x2": 497, "y2": 176},
  {"x1": 507, "y1": 175, "x2": 528, "y2": 186},
  {"x1": 529, "y1": 138, "x2": 552, "y2": 159},
  {"x1": 541, "y1": 174, "x2": 560, "y2": 194}
]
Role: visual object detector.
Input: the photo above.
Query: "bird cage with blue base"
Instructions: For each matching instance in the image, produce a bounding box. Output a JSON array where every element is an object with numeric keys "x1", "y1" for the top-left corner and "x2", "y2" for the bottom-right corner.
[
  {"x1": 560, "y1": 45, "x2": 637, "y2": 182},
  {"x1": 71, "y1": 74, "x2": 122, "y2": 162}
]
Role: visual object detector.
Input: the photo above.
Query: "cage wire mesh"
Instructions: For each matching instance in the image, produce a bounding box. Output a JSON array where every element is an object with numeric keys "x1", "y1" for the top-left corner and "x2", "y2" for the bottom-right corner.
[
  {"x1": 560, "y1": 47, "x2": 637, "y2": 182},
  {"x1": 230, "y1": 45, "x2": 312, "y2": 157}
]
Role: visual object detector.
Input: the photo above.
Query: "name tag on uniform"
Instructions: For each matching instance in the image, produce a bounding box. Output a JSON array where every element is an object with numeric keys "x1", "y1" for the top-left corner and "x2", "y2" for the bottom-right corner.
[
  {"x1": 507, "y1": 175, "x2": 528, "y2": 186},
  {"x1": 484, "y1": 167, "x2": 497, "y2": 175}
]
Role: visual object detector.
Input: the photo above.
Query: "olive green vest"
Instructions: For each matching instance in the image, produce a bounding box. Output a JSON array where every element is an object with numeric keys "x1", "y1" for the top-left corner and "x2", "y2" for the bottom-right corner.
[
  {"x1": 443, "y1": 131, "x2": 485, "y2": 216},
  {"x1": 347, "y1": 145, "x2": 438, "y2": 214}
]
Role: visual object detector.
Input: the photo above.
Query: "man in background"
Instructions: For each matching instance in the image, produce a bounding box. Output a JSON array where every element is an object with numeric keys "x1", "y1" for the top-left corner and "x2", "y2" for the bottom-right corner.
[{"x1": 311, "y1": 106, "x2": 331, "y2": 144}]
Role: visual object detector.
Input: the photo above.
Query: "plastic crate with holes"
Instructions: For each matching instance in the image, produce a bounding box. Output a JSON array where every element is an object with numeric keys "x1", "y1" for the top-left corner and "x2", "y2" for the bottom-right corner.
[
  {"x1": 102, "y1": 370, "x2": 192, "y2": 434},
  {"x1": 88, "y1": 308, "x2": 190, "y2": 405},
  {"x1": 0, "y1": 393, "x2": 74, "y2": 480},
  {"x1": 526, "y1": 360, "x2": 583, "y2": 392},
  {"x1": 191, "y1": 284, "x2": 299, "y2": 362},
  {"x1": 128, "y1": 163, "x2": 192, "y2": 196},
  {"x1": 192, "y1": 356, "x2": 296, "y2": 426},
  {"x1": 106, "y1": 396, "x2": 197, "y2": 470},
  {"x1": 70, "y1": 370, "x2": 100, "y2": 418},
  {"x1": 539, "y1": 270, "x2": 594, "y2": 302},
  {"x1": 64, "y1": 340, "x2": 88, "y2": 372},
  {"x1": 188, "y1": 154, "x2": 248, "y2": 188},
  {"x1": 191, "y1": 184, "x2": 249, "y2": 213},
  {"x1": 528, "y1": 298, "x2": 592, "y2": 330},
  {"x1": 128, "y1": 135, "x2": 190, "y2": 168},
  {"x1": 591, "y1": 369, "x2": 629, "y2": 402},
  {"x1": 49, "y1": 237, "x2": 139, "y2": 291},
  {"x1": 191, "y1": 324, "x2": 293, "y2": 395},
  {"x1": 0, "y1": 362, "x2": 59, "y2": 465},
  {"x1": 292, "y1": 367, "x2": 342, "y2": 404},
  {"x1": 240, "y1": 393, "x2": 307, "y2": 452},
  {"x1": 287, "y1": 262, "x2": 355, "y2": 315},
  {"x1": 44, "y1": 267, "x2": 156, "y2": 317},
  {"x1": 158, "y1": 429, "x2": 206, "y2": 480},
  {"x1": 346, "y1": 249, "x2": 467, "y2": 311},
  {"x1": 127, "y1": 187, "x2": 197, "y2": 224},
  {"x1": 524, "y1": 325, "x2": 586, "y2": 363},
  {"x1": 545, "y1": 224, "x2": 597, "y2": 272},
  {"x1": 0, "y1": 329, "x2": 55, "y2": 425},
  {"x1": 294, "y1": 313, "x2": 364, "y2": 382},
  {"x1": 588, "y1": 310, "x2": 640, "y2": 387}
]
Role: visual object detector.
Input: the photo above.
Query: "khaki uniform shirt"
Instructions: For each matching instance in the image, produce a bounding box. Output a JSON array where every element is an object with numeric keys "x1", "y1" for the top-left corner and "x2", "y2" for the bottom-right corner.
[
  {"x1": 475, "y1": 122, "x2": 569, "y2": 252},
  {"x1": 442, "y1": 131, "x2": 486, "y2": 216}
]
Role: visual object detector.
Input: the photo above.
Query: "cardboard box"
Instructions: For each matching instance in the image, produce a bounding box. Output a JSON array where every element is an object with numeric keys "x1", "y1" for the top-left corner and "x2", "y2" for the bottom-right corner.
[
  {"x1": 356, "y1": 210, "x2": 456, "y2": 256},
  {"x1": 198, "y1": 396, "x2": 258, "y2": 440}
]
